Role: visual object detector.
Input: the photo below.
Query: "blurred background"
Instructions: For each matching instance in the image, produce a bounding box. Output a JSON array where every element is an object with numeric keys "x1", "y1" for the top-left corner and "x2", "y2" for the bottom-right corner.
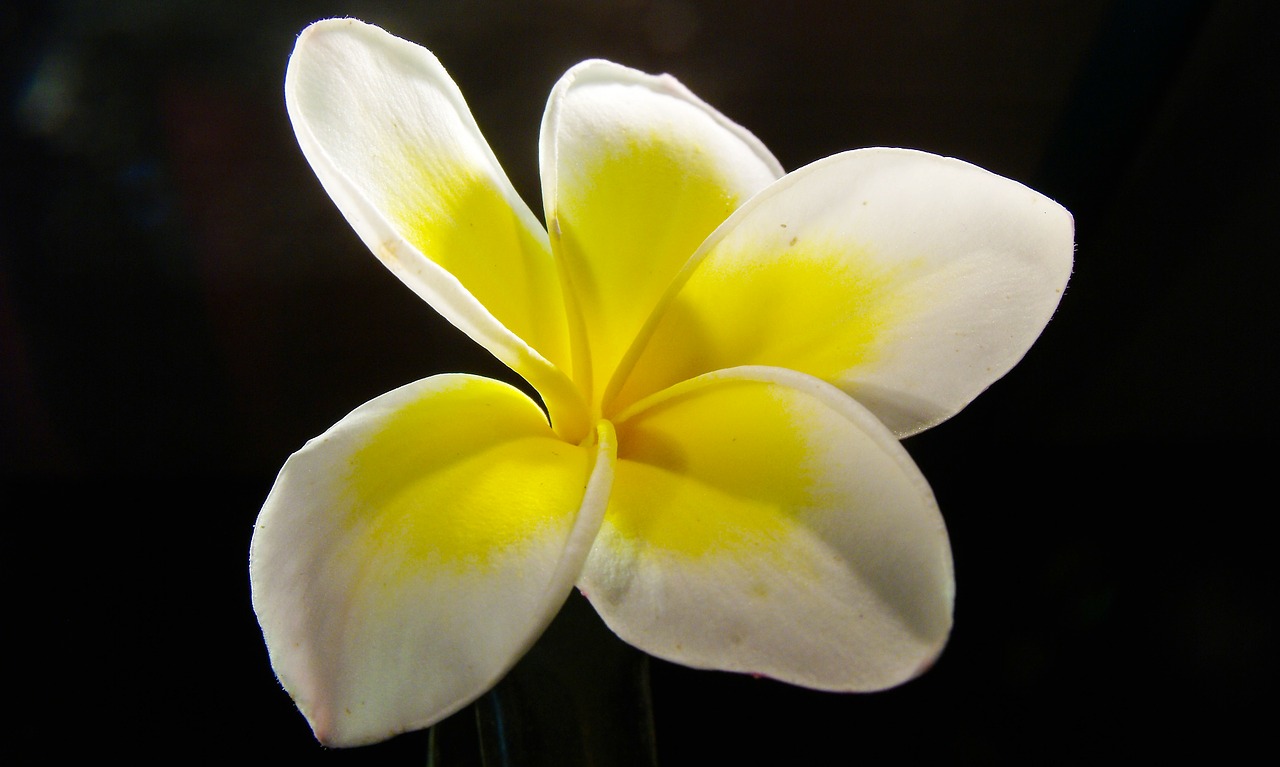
[{"x1": 4, "y1": 0, "x2": 1275, "y2": 762}]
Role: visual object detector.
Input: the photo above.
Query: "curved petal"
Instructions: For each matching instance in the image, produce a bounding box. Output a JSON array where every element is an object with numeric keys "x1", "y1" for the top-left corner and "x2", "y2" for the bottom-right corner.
[
  {"x1": 609, "y1": 148, "x2": 1074, "y2": 435},
  {"x1": 582, "y1": 366, "x2": 953, "y2": 691},
  {"x1": 285, "y1": 19, "x2": 586, "y2": 438},
  {"x1": 250, "y1": 375, "x2": 615, "y2": 746},
  {"x1": 539, "y1": 59, "x2": 783, "y2": 408}
]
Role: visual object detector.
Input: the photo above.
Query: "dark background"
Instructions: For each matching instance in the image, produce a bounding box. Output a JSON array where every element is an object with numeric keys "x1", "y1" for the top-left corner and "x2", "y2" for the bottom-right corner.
[{"x1": 4, "y1": 0, "x2": 1275, "y2": 762}]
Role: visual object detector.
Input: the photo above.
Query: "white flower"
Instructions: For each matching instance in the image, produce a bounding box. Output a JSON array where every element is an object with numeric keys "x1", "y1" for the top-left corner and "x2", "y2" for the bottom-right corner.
[{"x1": 251, "y1": 18, "x2": 1074, "y2": 747}]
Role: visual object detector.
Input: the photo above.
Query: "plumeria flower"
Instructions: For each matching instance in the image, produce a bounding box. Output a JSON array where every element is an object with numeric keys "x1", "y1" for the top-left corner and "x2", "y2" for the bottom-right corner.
[{"x1": 251, "y1": 18, "x2": 1073, "y2": 747}]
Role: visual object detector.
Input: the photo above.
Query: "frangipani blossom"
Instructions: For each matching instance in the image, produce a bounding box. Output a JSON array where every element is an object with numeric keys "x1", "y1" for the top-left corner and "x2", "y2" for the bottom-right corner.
[{"x1": 251, "y1": 18, "x2": 1073, "y2": 747}]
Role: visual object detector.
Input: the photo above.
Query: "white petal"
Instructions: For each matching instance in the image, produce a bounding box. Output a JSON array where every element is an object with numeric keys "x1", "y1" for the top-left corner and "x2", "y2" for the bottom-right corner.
[
  {"x1": 611, "y1": 148, "x2": 1074, "y2": 435},
  {"x1": 584, "y1": 366, "x2": 953, "y2": 691},
  {"x1": 285, "y1": 19, "x2": 586, "y2": 436},
  {"x1": 539, "y1": 59, "x2": 783, "y2": 405},
  {"x1": 250, "y1": 375, "x2": 614, "y2": 746}
]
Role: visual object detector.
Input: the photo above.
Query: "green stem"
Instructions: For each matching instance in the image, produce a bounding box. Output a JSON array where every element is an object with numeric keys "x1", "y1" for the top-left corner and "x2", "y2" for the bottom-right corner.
[{"x1": 430, "y1": 591, "x2": 658, "y2": 767}]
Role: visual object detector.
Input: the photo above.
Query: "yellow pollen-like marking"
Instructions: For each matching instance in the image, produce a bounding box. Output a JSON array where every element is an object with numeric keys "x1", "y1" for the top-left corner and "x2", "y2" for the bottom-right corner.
[
  {"x1": 606, "y1": 379, "x2": 826, "y2": 560},
  {"x1": 684, "y1": 240, "x2": 903, "y2": 376},
  {"x1": 611, "y1": 239, "x2": 914, "y2": 414},
  {"x1": 555, "y1": 129, "x2": 746, "y2": 408},
  {"x1": 342, "y1": 380, "x2": 590, "y2": 581},
  {"x1": 383, "y1": 151, "x2": 570, "y2": 373}
]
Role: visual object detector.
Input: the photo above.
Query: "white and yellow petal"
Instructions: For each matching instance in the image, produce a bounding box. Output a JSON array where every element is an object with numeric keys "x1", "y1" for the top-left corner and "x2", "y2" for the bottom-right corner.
[
  {"x1": 540, "y1": 60, "x2": 783, "y2": 407},
  {"x1": 285, "y1": 19, "x2": 587, "y2": 437},
  {"x1": 250, "y1": 375, "x2": 615, "y2": 746},
  {"x1": 609, "y1": 148, "x2": 1074, "y2": 436},
  {"x1": 582, "y1": 366, "x2": 953, "y2": 691}
]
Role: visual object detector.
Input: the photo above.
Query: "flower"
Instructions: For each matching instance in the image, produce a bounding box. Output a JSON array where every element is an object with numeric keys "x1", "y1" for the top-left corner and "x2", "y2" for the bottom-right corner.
[{"x1": 251, "y1": 18, "x2": 1074, "y2": 747}]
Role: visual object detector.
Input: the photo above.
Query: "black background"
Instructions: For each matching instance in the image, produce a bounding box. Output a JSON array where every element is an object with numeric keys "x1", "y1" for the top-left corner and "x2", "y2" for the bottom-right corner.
[{"x1": 4, "y1": 0, "x2": 1275, "y2": 762}]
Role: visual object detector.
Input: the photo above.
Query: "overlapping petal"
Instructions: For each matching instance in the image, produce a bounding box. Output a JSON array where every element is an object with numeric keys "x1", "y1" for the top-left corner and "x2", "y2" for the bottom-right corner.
[
  {"x1": 540, "y1": 60, "x2": 783, "y2": 408},
  {"x1": 582, "y1": 366, "x2": 953, "y2": 690},
  {"x1": 285, "y1": 19, "x2": 586, "y2": 436},
  {"x1": 609, "y1": 149, "x2": 1074, "y2": 435},
  {"x1": 250, "y1": 375, "x2": 615, "y2": 746}
]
